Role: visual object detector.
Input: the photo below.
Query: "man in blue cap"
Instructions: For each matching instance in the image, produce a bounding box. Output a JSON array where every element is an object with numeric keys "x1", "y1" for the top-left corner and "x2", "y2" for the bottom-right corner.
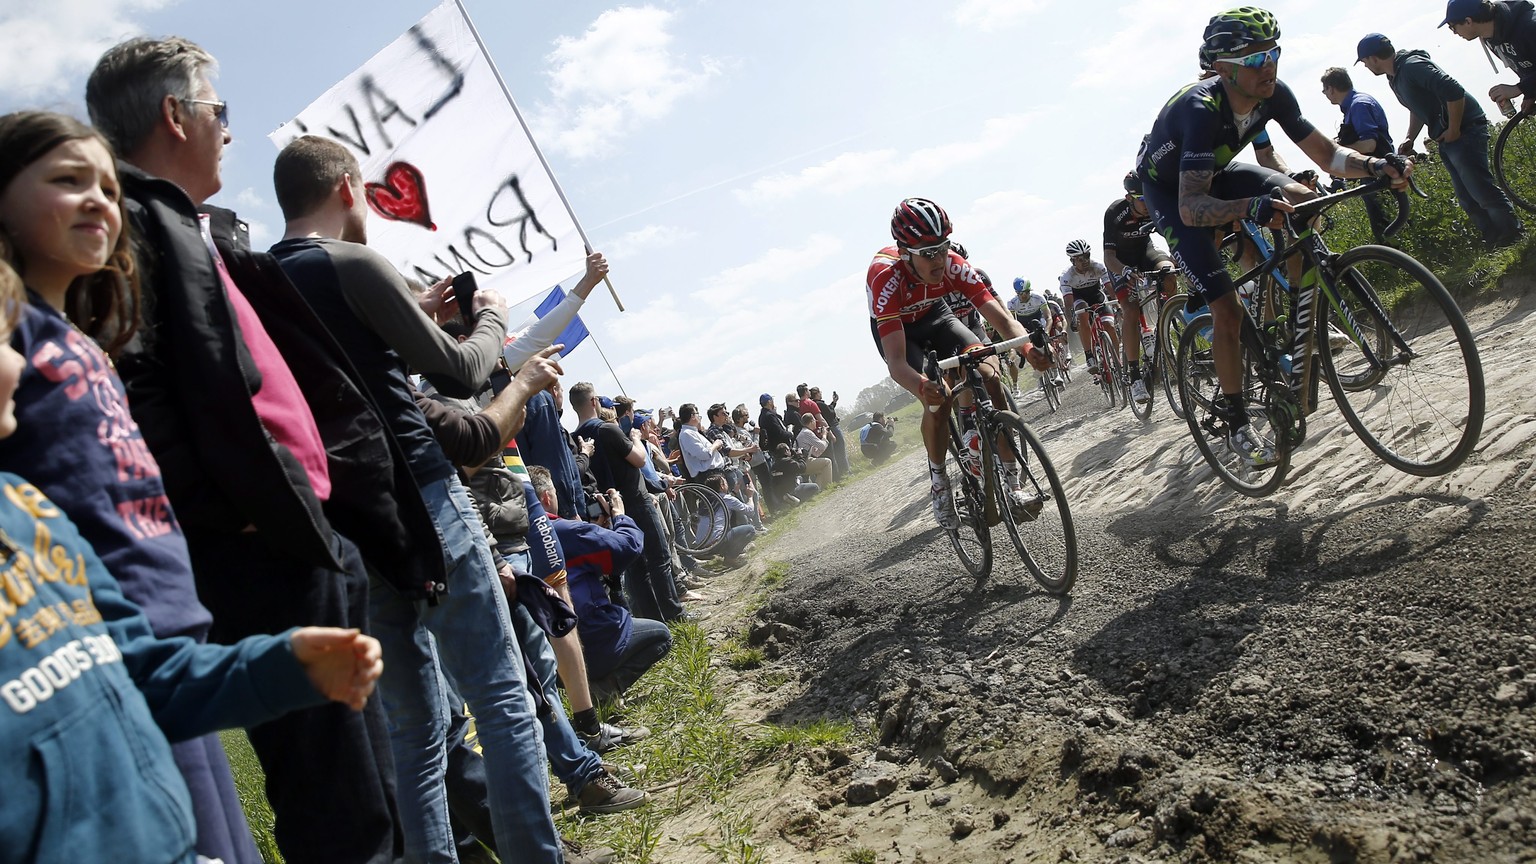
[
  {"x1": 1443, "y1": 0, "x2": 1536, "y2": 115},
  {"x1": 1359, "y1": 32, "x2": 1524, "y2": 248}
]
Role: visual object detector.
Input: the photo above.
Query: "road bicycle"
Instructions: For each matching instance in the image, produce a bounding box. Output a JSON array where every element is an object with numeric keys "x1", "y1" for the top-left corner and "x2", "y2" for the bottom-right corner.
[
  {"x1": 1493, "y1": 102, "x2": 1536, "y2": 213},
  {"x1": 1074, "y1": 299, "x2": 1128, "y2": 410},
  {"x1": 1034, "y1": 331, "x2": 1072, "y2": 413},
  {"x1": 1174, "y1": 161, "x2": 1485, "y2": 495},
  {"x1": 925, "y1": 337, "x2": 1076, "y2": 594},
  {"x1": 1119, "y1": 268, "x2": 1180, "y2": 421}
]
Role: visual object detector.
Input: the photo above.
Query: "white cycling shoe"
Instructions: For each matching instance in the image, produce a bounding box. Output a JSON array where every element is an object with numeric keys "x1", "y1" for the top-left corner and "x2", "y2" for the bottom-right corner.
[
  {"x1": 1227, "y1": 424, "x2": 1278, "y2": 469},
  {"x1": 1006, "y1": 487, "x2": 1045, "y2": 522},
  {"x1": 931, "y1": 483, "x2": 959, "y2": 530},
  {"x1": 1130, "y1": 379, "x2": 1151, "y2": 404}
]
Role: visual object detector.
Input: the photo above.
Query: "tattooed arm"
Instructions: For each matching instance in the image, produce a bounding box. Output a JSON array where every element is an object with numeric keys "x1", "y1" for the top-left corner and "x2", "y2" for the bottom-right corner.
[{"x1": 1177, "y1": 169, "x2": 1279, "y2": 227}]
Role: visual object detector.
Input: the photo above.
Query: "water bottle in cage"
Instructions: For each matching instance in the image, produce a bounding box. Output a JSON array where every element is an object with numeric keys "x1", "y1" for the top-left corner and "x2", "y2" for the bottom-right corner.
[{"x1": 1236, "y1": 280, "x2": 1259, "y2": 318}]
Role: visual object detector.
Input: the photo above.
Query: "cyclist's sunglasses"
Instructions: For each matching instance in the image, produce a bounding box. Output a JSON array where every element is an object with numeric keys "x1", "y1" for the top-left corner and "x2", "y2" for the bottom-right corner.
[
  {"x1": 1070, "y1": 253, "x2": 1090, "y2": 262},
  {"x1": 1217, "y1": 45, "x2": 1281, "y2": 70},
  {"x1": 905, "y1": 239, "x2": 951, "y2": 261}
]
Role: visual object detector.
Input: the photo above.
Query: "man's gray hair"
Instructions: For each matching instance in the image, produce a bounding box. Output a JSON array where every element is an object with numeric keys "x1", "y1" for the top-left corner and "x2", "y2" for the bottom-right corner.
[
  {"x1": 526, "y1": 465, "x2": 556, "y2": 500},
  {"x1": 86, "y1": 36, "x2": 217, "y2": 156}
]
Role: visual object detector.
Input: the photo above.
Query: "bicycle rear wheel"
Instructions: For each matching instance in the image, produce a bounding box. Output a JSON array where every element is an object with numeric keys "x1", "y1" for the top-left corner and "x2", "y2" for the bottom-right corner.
[
  {"x1": 1175, "y1": 312, "x2": 1292, "y2": 496},
  {"x1": 1318, "y1": 245, "x2": 1485, "y2": 476},
  {"x1": 673, "y1": 484, "x2": 729, "y2": 556},
  {"x1": 1159, "y1": 294, "x2": 1192, "y2": 419},
  {"x1": 985, "y1": 411, "x2": 1076, "y2": 595},
  {"x1": 1494, "y1": 110, "x2": 1536, "y2": 213},
  {"x1": 944, "y1": 426, "x2": 992, "y2": 578}
]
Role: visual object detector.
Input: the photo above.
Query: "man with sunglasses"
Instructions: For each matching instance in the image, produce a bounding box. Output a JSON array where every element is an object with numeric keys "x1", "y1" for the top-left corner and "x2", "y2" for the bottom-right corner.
[
  {"x1": 1134, "y1": 7, "x2": 1410, "y2": 468},
  {"x1": 867, "y1": 197, "x2": 1037, "y2": 531},
  {"x1": 1104, "y1": 173, "x2": 1178, "y2": 405},
  {"x1": 1057, "y1": 239, "x2": 1115, "y2": 379}
]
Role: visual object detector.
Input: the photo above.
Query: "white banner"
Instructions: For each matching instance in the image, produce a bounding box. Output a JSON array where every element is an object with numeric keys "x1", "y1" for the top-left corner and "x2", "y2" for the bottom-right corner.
[{"x1": 269, "y1": 0, "x2": 586, "y2": 303}]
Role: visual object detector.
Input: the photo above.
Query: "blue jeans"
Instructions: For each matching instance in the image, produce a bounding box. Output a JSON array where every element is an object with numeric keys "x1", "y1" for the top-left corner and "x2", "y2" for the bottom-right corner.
[
  {"x1": 591, "y1": 617, "x2": 673, "y2": 703},
  {"x1": 507, "y1": 603, "x2": 604, "y2": 794},
  {"x1": 622, "y1": 493, "x2": 683, "y2": 621},
  {"x1": 1439, "y1": 124, "x2": 1521, "y2": 241},
  {"x1": 369, "y1": 476, "x2": 558, "y2": 863},
  {"x1": 716, "y1": 524, "x2": 758, "y2": 560}
]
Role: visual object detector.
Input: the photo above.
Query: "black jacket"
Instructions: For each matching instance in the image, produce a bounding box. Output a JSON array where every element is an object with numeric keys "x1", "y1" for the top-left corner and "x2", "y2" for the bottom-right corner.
[
  {"x1": 759, "y1": 406, "x2": 795, "y2": 452},
  {"x1": 1491, "y1": 0, "x2": 1536, "y2": 96},
  {"x1": 117, "y1": 164, "x2": 443, "y2": 600}
]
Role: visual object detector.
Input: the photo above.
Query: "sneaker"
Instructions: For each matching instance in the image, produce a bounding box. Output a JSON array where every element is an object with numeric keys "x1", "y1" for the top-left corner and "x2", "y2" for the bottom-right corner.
[
  {"x1": 1130, "y1": 378, "x2": 1151, "y2": 404},
  {"x1": 1326, "y1": 324, "x2": 1351, "y2": 355},
  {"x1": 579, "y1": 721, "x2": 651, "y2": 754},
  {"x1": 681, "y1": 574, "x2": 708, "y2": 590},
  {"x1": 562, "y1": 836, "x2": 617, "y2": 864},
  {"x1": 679, "y1": 588, "x2": 707, "y2": 602},
  {"x1": 1227, "y1": 424, "x2": 1278, "y2": 469},
  {"x1": 575, "y1": 768, "x2": 648, "y2": 815},
  {"x1": 930, "y1": 482, "x2": 959, "y2": 531},
  {"x1": 1006, "y1": 488, "x2": 1044, "y2": 522}
]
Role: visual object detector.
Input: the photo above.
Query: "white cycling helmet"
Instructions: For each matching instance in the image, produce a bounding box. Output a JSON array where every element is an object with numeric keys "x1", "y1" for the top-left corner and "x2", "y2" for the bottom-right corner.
[{"x1": 1065, "y1": 239, "x2": 1092, "y2": 258}]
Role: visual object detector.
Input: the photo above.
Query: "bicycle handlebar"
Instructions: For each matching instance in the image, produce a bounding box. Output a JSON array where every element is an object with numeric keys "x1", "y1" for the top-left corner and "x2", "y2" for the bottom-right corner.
[
  {"x1": 1288, "y1": 154, "x2": 1426, "y2": 238},
  {"x1": 936, "y1": 334, "x2": 1031, "y2": 371}
]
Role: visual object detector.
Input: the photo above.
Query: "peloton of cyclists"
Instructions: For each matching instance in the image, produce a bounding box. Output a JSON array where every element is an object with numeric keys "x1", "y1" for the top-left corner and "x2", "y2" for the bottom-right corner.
[
  {"x1": 866, "y1": 198, "x2": 1040, "y2": 530},
  {"x1": 1105, "y1": 172, "x2": 1180, "y2": 405},
  {"x1": 1134, "y1": 5, "x2": 1410, "y2": 466},
  {"x1": 1057, "y1": 239, "x2": 1118, "y2": 380}
]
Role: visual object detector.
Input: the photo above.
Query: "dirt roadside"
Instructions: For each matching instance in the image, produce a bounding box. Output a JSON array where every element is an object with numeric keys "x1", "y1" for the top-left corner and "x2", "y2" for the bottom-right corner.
[{"x1": 658, "y1": 282, "x2": 1536, "y2": 863}]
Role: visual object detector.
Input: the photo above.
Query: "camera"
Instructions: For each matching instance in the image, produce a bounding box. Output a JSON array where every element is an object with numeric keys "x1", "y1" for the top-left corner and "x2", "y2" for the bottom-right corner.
[{"x1": 585, "y1": 496, "x2": 608, "y2": 521}]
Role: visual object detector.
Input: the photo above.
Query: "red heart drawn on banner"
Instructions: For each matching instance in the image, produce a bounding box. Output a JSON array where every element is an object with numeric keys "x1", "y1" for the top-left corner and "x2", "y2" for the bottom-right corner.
[{"x1": 365, "y1": 161, "x2": 436, "y2": 230}]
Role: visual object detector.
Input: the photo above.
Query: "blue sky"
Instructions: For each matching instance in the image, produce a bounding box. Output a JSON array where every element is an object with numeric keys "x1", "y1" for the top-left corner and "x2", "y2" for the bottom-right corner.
[{"x1": 0, "y1": 0, "x2": 1497, "y2": 416}]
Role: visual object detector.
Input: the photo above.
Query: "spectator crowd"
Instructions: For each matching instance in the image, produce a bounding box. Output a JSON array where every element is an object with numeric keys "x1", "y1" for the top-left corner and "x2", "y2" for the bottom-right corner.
[{"x1": 0, "y1": 32, "x2": 905, "y2": 864}]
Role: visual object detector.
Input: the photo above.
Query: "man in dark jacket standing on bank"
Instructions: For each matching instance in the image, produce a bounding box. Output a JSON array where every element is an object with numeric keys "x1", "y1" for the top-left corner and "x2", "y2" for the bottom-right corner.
[
  {"x1": 1359, "y1": 32, "x2": 1524, "y2": 248},
  {"x1": 86, "y1": 36, "x2": 419, "y2": 864},
  {"x1": 1444, "y1": 0, "x2": 1536, "y2": 114}
]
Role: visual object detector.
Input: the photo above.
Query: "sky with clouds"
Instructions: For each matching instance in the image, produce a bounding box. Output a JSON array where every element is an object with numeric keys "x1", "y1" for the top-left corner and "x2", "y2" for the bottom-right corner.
[{"x1": 0, "y1": 0, "x2": 1501, "y2": 417}]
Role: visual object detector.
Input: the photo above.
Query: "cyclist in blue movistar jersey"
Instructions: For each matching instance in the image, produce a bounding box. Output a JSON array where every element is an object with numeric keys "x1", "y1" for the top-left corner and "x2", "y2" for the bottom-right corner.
[{"x1": 1136, "y1": 6, "x2": 1410, "y2": 467}]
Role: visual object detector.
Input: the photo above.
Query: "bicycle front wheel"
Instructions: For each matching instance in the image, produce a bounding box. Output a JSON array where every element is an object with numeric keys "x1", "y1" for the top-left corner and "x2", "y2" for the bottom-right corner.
[
  {"x1": 1319, "y1": 245, "x2": 1485, "y2": 476},
  {"x1": 986, "y1": 411, "x2": 1076, "y2": 595},
  {"x1": 1094, "y1": 329, "x2": 1118, "y2": 408},
  {"x1": 1039, "y1": 372, "x2": 1060, "y2": 413},
  {"x1": 1159, "y1": 294, "x2": 1192, "y2": 419},
  {"x1": 1494, "y1": 110, "x2": 1536, "y2": 213},
  {"x1": 1175, "y1": 312, "x2": 1292, "y2": 496},
  {"x1": 945, "y1": 430, "x2": 992, "y2": 578}
]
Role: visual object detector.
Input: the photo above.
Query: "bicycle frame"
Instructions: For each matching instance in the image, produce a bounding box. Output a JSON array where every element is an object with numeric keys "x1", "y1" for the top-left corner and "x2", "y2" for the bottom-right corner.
[
  {"x1": 933, "y1": 335, "x2": 1031, "y2": 515},
  {"x1": 1219, "y1": 177, "x2": 1422, "y2": 421}
]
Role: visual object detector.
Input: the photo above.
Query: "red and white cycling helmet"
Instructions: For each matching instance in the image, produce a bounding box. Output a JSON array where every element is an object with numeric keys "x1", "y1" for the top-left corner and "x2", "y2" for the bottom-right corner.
[{"x1": 891, "y1": 197, "x2": 952, "y2": 247}]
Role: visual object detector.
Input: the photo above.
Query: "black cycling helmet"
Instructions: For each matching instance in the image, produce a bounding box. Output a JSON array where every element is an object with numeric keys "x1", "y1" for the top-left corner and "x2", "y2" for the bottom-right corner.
[
  {"x1": 1200, "y1": 7, "x2": 1280, "y2": 68},
  {"x1": 890, "y1": 198, "x2": 952, "y2": 247},
  {"x1": 1123, "y1": 171, "x2": 1143, "y2": 196}
]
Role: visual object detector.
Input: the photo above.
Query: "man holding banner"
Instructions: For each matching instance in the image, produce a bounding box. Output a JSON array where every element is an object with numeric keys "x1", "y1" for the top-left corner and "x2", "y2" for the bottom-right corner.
[{"x1": 272, "y1": 135, "x2": 566, "y2": 863}]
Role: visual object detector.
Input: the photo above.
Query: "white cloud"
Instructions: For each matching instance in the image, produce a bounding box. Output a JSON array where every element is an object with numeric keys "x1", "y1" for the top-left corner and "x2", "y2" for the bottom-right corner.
[
  {"x1": 234, "y1": 186, "x2": 265, "y2": 210},
  {"x1": 735, "y1": 114, "x2": 1035, "y2": 203},
  {"x1": 953, "y1": 0, "x2": 1045, "y2": 31},
  {"x1": 698, "y1": 232, "x2": 844, "y2": 305},
  {"x1": 533, "y1": 6, "x2": 721, "y2": 160},
  {"x1": 603, "y1": 223, "x2": 696, "y2": 260},
  {"x1": 0, "y1": 0, "x2": 178, "y2": 110}
]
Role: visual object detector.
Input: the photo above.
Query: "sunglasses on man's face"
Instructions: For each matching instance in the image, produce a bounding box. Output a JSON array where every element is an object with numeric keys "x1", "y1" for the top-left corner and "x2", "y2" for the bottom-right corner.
[
  {"x1": 1070, "y1": 253, "x2": 1090, "y2": 262},
  {"x1": 181, "y1": 97, "x2": 230, "y2": 129},
  {"x1": 1217, "y1": 45, "x2": 1281, "y2": 70},
  {"x1": 905, "y1": 240, "x2": 951, "y2": 261}
]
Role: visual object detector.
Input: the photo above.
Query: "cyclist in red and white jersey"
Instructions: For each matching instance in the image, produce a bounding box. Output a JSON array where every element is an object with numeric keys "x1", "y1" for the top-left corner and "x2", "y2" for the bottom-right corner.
[
  {"x1": 1057, "y1": 239, "x2": 1118, "y2": 377},
  {"x1": 867, "y1": 198, "x2": 1035, "y2": 530}
]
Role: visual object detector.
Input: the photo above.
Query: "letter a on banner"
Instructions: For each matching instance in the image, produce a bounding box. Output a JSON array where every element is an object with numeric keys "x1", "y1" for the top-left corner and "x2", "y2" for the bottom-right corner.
[{"x1": 270, "y1": 0, "x2": 588, "y2": 304}]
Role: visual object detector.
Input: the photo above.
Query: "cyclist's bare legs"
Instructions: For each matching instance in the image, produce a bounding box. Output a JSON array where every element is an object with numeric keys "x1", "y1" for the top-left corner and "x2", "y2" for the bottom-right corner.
[{"x1": 1209, "y1": 291, "x2": 1246, "y2": 396}]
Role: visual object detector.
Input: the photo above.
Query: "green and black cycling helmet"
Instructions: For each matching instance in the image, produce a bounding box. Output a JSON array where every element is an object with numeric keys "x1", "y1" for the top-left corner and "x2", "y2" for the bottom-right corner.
[{"x1": 1199, "y1": 7, "x2": 1280, "y2": 69}]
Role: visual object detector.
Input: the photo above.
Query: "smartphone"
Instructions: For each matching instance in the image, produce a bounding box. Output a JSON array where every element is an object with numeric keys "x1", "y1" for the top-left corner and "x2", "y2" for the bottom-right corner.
[{"x1": 453, "y1": 271, "x2": 479, "y2": 326}]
